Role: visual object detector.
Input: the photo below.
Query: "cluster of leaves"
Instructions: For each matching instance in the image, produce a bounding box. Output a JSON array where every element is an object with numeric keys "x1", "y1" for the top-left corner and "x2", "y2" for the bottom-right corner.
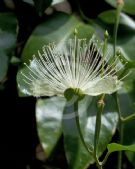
[{"x1": 1, "y1": 0, "x2": 135, "y2": 168}]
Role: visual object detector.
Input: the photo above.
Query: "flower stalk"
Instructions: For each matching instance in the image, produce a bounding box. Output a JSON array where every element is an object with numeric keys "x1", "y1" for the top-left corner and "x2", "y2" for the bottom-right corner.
[
  {"x1": 64, "y1": 88, "x2": 93, "y2": 153},
  {"x1": 113, "y1": 1, "x2": 124, "y2": 169},
  {"x1": 73, "y1": 98, "x2": 102, "y2": 169},
  {"x1": 101, "y1": 30, "x2": 108, "y2": 75},
  {"x1": 94, "y1": 95, "x2": 105, "y2": 155},
  {"x1": 74, "y1": 100, "x2": 93, "y2": 154},
  {"x1": 114, "y1": 92, "x2": 123, "y2": 169},
  {"x1": 113, "y1": 0, "x2": 124, "y2": 56},
  {"x1": 94, "y1": 31, "x2": 108, "y2": 168},
  {"x1": 121, "y1": 113, "x2": 135, "y2": 123},
  {"x1": 94, "y1": 94, "x2": 105, "y2": 169}
]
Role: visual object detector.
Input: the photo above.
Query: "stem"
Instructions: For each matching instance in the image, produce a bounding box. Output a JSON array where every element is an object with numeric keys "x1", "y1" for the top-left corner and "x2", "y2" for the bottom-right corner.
[
  {"x1": 113, "y1": 1, "x2": 124, "y2": 168},
  {"x1": 114, "y1": 93, "x2": 123, "y2": 169},
  {"x1": 102, "y1": 31, "x2": 108, "y2": 76},
  {"x1": 74, "y1": 100, "x2": 102, "y2": 169},
  {"x1": 113, "y1": 3, "x2": 123, "y2": 56},
  {"x1": 94, "y1": 107, "x2": 102, "y2": 155},
  {"x1": 74, "y1": 101, "x2": 93, "y2": 154},
  {"x1": 93, "y1": 95, "x2": 105, "y2": 169},
  {"x1": 94, "y1": 95, "x2": 105, "y2": 155},
  {"x1": 118, "y1": 123, "x2": 123, "y2": 169},
  {"x1": 121, "y1": 113, "x2": 135, "y2": 123},
  {"x1": 102, "y1": 152, "x2": 110, "y2": 166},
  {"x1": 95, "y1": 155, "x2": 103, "y2": 169}
]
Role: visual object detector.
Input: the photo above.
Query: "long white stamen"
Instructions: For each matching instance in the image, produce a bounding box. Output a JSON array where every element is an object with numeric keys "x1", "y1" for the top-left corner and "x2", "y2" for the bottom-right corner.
[{"x1": 20, "y1": 35, "x2": 123, "y2": 97}]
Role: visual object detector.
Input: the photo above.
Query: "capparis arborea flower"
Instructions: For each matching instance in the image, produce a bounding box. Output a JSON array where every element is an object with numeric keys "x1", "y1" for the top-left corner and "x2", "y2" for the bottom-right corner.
[{"x1": 19, "y1": 35, "x2": 123, "y2": 97}]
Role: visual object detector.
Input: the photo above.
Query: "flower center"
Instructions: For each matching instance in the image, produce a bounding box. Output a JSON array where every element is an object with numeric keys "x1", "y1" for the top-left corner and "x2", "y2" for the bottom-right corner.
[{"x1": 64, "y1": 88, "x2": 85, "y2": 101}]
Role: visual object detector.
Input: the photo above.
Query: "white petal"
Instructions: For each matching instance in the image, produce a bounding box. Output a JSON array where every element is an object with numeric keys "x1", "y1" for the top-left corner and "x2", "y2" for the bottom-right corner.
[
  {"x1": 30, "y1": 80, "x2": 64, "y2": 97},
  {"x1": 84, "y1": 76, "x2": 122, "y2": 96}
]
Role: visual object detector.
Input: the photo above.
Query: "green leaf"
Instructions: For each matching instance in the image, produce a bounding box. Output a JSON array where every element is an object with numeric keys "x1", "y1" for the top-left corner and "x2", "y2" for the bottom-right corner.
[
  {"x1": 105, "y1": 0, "x2": 135, "y2": 15},
  {"x1": 33, "y1": 0, "x2": 52, "y2": 16},
  {"x1": 35, "y1": 95, "x2": 118, "y2": 168},
  {"x1": 0, "y1": 13, "x2": 17, "y2": 33},
  {"x1": 107, "y1": 143, "x2": 135, "y2": 153},
  {"x1": 0, "y1": 13, "x2": 17, "y2": 82},
  {"x1": 122, "y1": 87, "x2": 135, "y2": 166},
  {"x1": 95, "y1": 10, "x2": 135, "y2": 62},
  {"x1": 36, "y1": 97, "x2": 65, "y2": 157},
  {"x1": 125, "y1": 150, "x2": 135, "y2": 167},
  {"x1": 10, "y1": 56, "x2": 21, "y2": 65},
  {"x1": 117, "y1": 72, "x2": 135, "y2": 167},
  {"x1": 63, "y1": 95, "x2": 118, "y2": 169},
  {"x1": 21, "y1": 13, "x2": 94, "y2": 63},
  {"x1": 0, "y1": 51, "x2": 8, "y2": 82},
  {"x1": 52, "y1": 0, "x2": 65, "y2": 5},
  {"x1": 23, "y1": 0, "x2": 34, "y2": 5},
  {"x1": 98, "y1": 10, "x2": 135, "y2": 30},
  {"x1": 96, "y1": 11, "x2": 135, "y2": 65},
  {"x1": 17, "y1": 12, "x2": 94, "y2": 96}
]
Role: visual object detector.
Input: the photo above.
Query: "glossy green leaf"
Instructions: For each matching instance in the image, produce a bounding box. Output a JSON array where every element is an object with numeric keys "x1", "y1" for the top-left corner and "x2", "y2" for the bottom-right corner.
[
  {"x1": 107, "y1": 143, "x2": 135, "y2": 153},
  {"x1": 96, "y1": 10, "x2": 135, "y2": 62},
  {"x1": 36, "y1": 97, "x2": 65, "y2": 157},
  {"x1": 23, "y1": 0, "x2": 34, "y2": 5},
  {"x1": 0, "y1": 13, "x2": 17, "y2": 81},
  {"x1": 63, "y1": 95, "x2": 118, "y2": 169},
  {"x1": 36, "y1": 94, "x2": 118, "y2": 168},
  {"x1": 96, "y1": 11, "x2": 135, "y2": 67},
  {"x1": 98, "y1": 10, "x2": 135, "y2": 30},
  {"x1": 125, "y1": 149, "x2": 135, "y2": 167},
  {"x1": 17, "y1": 12, "x2": 94, "y2": 96},
  {"x1": 119, "y1": 72, "x2": 135, "y2": 167},
  {"x1": 21, "y1": 13, "x2": 94, "y2": 63},
  {"x1": 10, "y1": 56, "x2": 21, "y2": 65},
  {"x1": 33, "y1": 0, "x2": 52, "y2": 15},
  {"x1": 105, "y1": 0, "x2": 135, "y2": 15},
  {"x1": 0, "y1": 13, "x2": 17, "y2": 32},
  {"x1": 0, "y1": 51, "x2": 8, "y2": 82},
  {"x1": 52, "y1": 0, "x2": 65, "y2": 5}
]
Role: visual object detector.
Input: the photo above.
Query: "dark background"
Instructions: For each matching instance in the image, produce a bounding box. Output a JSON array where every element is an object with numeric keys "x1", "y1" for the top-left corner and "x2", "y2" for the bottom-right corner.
[{"x1": 0, "y1": 0, "x2": 134, "y2": 169}]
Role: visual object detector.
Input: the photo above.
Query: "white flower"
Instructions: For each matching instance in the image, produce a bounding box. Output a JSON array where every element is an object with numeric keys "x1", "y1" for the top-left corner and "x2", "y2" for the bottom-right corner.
[{"x1": 20, "y1": 36, "x2": 123, "y2": 97}]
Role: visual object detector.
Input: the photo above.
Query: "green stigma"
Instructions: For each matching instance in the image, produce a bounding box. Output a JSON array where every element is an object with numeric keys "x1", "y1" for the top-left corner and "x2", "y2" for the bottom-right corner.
[{"x1": 64, "y1": 88, "x2": 85, "y2": 101}]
